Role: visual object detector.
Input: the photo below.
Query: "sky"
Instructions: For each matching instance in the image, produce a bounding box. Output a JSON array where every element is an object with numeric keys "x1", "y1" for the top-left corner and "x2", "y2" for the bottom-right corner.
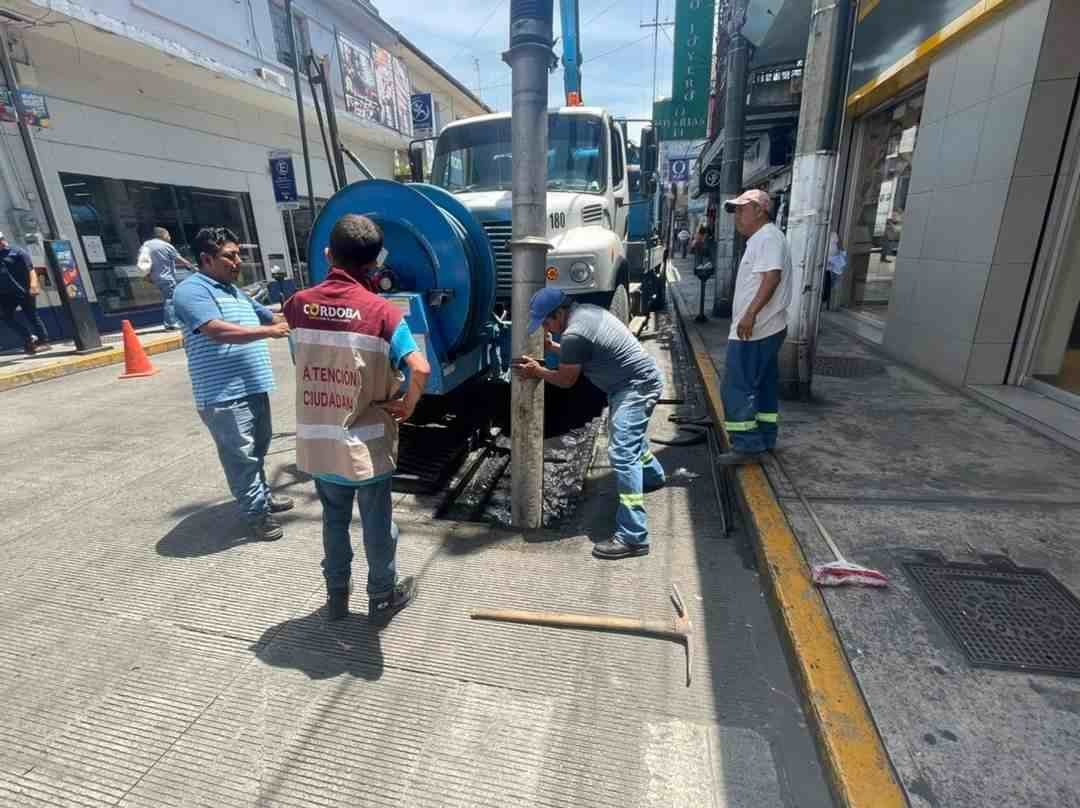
[{"x1": 382, "y1": 0, "x2": 678, "y2": 143}]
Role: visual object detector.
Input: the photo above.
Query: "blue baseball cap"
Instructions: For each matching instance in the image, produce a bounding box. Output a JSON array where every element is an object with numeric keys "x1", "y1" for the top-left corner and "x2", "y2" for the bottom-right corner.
[{"x1": 527, "y1": 288, "x2": 567, "y2": 334}]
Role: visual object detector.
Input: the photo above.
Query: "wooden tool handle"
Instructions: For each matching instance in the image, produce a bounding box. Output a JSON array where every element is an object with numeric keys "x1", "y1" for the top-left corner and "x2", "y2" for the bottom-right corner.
[{"x1": 470, "y1": 608, "x2": 679, "y2": 638}]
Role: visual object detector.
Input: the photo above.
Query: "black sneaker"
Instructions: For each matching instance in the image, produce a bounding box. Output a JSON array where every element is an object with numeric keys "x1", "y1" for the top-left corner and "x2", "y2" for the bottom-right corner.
[
  {"x1": 715, "y1": 450, "x2": 765, "y2": 467},
  {"x1": 268, "y1": 494, "x2": 294, "y2": 513},
  {"x1": 326, "y1": 585, "x2": 350, "y2": 621},
  {"x1": 592, "y1": 537, "x2": 650, "y2": 559},
  {"x1": 644, "y1": 479, "x2": 666, "y2": 493},
  {"x1": 251, "y1": 513, "x2": 284, "y2": 541},
  {"x1": 368, "y1": 576, "x2": 417, "y2": 626}
]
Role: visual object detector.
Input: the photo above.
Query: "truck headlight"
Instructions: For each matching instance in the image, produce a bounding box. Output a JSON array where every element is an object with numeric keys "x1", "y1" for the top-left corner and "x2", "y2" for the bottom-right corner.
[{"x1": 569, "y1": 261, "x2": 592, "y2": 284}]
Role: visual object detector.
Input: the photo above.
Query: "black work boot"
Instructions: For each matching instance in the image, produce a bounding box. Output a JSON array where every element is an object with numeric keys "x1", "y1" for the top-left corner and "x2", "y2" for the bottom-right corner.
[
  {"x1": 368, "y1": 576, "x2": 417, "y2": 626},
  {"x1": 268, "y1": 494, "x2": 294, "y2": 513},
  {"x1": 592, "y1": 537, "x2": 650, "y2": 559},
  {"x1": 251, "y1": 513, "x2": 284, "y2": 541},
  {"x1": 715, "y1": 450, "x2": 765, "y2": 467},
  {"x1": 326, "y1": 585, "x2": 350, "y2": 622}
]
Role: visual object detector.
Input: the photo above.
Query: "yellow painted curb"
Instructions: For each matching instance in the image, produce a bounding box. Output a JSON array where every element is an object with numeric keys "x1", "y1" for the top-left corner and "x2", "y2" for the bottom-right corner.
[
  {"x1": 669, "y1": 282, "x2": 908, "y2": 808},
  {"x1": 0, "y1": 333, "x2": 183, "y2": 393}
]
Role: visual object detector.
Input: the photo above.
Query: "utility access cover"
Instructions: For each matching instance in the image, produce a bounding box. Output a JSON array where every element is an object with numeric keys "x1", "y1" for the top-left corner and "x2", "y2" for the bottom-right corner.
[
  {"x1": 813, "y1": 355, "x2": 885, "y2": 378},
  {"x1": 904, "y1": 559, "x2": 1080, "y2": 677}
]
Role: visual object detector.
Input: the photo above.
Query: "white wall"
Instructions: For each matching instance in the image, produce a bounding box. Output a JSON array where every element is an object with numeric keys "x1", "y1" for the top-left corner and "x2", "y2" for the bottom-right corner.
[{"x1": 882, "y1": 0, "x2": 1064, "y2": 387}]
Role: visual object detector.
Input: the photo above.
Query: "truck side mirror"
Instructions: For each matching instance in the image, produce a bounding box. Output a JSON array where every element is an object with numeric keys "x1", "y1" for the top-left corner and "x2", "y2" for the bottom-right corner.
[
  {"x1": 641, "y1": 128, "x2": 658, "y2": 174},
  {"x1": 408, "y1": 143, "x2": 425, "y2": 183}
]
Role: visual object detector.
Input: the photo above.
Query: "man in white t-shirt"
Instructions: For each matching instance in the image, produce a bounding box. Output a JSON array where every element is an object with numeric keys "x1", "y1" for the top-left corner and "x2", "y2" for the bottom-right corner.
[{"x1": 717, "y1": 189, "x2": 792, "y2": 465}]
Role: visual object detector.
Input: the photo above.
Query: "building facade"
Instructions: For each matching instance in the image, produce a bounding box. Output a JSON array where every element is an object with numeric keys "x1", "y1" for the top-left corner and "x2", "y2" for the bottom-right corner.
[
  {"x1": 830, "y1": 0, "x2": 1080, "y2": 443},
  {"x1": 0, "y1": 0, "x2": 486, "y2": 346}
]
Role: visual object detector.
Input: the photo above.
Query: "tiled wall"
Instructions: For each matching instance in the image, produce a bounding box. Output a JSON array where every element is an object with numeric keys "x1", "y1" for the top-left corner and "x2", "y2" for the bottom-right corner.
[{"x1": 881, "y1": 0, "x2": 1080, "y2": 387}]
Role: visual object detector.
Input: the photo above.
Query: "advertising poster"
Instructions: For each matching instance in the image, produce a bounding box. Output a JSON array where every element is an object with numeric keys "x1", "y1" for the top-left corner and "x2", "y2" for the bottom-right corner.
[
  {"x1": 392, "y1": 55, "x2": 412, "y2": 138},
  {"x1": 371, "y1": 45, "x2": 398, "y2": 131},
  {"x1": 337, "y1": 33, "x2": 379, "y2": 121},
  {"x1": 0, "y1": 89, "x2": 51, "y2": 127},
  {"x1": 81, "y1": 235, "x2": 108, "y2": 264}
]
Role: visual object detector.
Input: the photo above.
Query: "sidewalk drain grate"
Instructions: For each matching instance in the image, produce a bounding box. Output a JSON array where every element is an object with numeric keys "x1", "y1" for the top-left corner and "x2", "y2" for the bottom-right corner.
[
  {"x1": 904, "y1": 559, "x2": 1080, "y2": 677},
  {"x1": 813, "y1": 355, "x2": 885, "y2": 377}
]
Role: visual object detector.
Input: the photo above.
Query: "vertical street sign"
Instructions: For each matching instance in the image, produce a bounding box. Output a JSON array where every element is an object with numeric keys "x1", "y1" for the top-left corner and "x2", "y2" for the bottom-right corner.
[
  {"x1": 411, "y1": 93, "x2": 434, "y2": 138},
  {"x1": 669, "y1": 0, "x2": 715, "y2": 140},
  {"x1": 669, "y1": 158, "x2": 690, "y2": 183},
  {"x1": 269, "y1": 150, "x2": 300, "y2": 209}
]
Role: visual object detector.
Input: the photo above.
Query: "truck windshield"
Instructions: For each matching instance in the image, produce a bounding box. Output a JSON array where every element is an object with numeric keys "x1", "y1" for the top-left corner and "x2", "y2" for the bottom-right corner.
[{"x1": 432, "y1": 114, "x2": 607, "y2": 194}]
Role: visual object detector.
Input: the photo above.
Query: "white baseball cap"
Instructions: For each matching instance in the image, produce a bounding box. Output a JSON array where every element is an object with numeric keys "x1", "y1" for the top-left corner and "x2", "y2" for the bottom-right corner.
[{"x1": 724, "y1": 189, "x2": 772, "y2": 214}]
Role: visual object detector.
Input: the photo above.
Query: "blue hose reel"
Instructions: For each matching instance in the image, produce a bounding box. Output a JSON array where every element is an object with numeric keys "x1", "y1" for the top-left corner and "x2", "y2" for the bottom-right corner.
[{"x1": 308, "y1": 180, "x2": 507, "y2": 395}]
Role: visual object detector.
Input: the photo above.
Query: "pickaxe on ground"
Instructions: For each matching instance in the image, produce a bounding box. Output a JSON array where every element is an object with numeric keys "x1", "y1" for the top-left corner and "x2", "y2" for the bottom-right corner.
[{"x1": 470, "y1": 584, "x2": 693, "y2": 686}]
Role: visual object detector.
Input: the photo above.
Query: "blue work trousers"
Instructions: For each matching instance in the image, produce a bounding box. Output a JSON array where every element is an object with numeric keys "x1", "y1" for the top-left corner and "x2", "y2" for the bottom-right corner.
[
  {"x1": 722, "y1": 329, "x2": 786, "y2": 453},
  {"x1": 199, "y1": 393, "x2": 272, "y2": 522},
  {"x1": 608, "y1": 378, "x2": 666, "y2": 546},
  {"x1": 156, "y1": 279, "x2": 180, "y2": 329},
  {"x1": 315, "y1": 477, "x2": 398, "y2": 596}
]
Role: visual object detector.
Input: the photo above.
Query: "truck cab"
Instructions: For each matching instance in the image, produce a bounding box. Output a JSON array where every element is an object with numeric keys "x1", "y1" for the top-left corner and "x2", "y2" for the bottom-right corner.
[{"x1": 428, "y1": 107, "x2": 633, "y2": 322}]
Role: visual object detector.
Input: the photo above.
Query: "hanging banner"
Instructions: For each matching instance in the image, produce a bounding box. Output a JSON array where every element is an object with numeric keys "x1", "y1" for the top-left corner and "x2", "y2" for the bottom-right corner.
[
  {"x1": 668, "y1": 0, "x2": 715, "y2": 141},
  {"x1": 392, "y1": 55, "x2": 412, "y2": 138},
  {"x1": 371, "y1": 45, "x2": 398, "y2": 131},
  {"x1": 338, "y1": 33, "x2": 379, "y2": 121}
]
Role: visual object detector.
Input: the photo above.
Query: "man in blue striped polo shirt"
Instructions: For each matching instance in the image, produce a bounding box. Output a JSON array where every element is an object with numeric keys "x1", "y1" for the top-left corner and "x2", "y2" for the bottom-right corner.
[{"x1": 174, "y1": 227, "x2": 293, "y2": 541}]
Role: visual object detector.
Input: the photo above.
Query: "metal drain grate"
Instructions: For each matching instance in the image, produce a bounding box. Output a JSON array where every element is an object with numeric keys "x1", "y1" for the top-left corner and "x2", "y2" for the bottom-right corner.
[
  {"x1": 813, "y1": 355, "x2": 885, "y2": 378},
  {"x1": 904, "y1": 559, "x2": 1080, "y2": 677}
]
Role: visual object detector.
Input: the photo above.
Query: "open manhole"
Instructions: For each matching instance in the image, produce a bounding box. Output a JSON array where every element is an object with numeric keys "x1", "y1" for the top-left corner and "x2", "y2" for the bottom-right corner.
[
  {"x1": 813, "y1": 354, "x2": 885, "y2": 378},
  {"x1": 904, "y1": 558, "x2": 1080, "y2": 677}
]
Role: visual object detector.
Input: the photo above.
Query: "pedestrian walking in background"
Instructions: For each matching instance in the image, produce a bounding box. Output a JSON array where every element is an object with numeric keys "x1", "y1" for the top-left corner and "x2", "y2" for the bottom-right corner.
[
  {"x1": 284, "y1": 214, "x2": 430, "y2": 624},
  {"x1": 690, "y1": 224, "x2": 709, "y2": 267},
  {"x1": 717, "y1": 190, "x2": 793, "y2": 465},
  {"x1": 677, "y1": 226, "x2": 691, "y2": 258},
  {"x1": 138, "y1": 227, "x2": 195, "y2": 331},
  {"x1": 0, "y1": 232, "x2": 50, "y2": 354},
  {"x1": 173, "y1": 226, "x2": 293, "y2": 541},
  {"x1": 514, "y1": 289, "x2": 666, "y2": 560}
]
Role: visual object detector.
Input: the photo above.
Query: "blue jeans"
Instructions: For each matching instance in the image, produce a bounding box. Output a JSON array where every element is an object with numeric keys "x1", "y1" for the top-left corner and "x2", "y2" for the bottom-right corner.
[
  {"x1": 722, "y1": 329, "x2": 786, "y2": 454},
  {"x1": 315, "y1": 477, "x2": 398, "y2": 595},
  {"x1": 156, "y1": 280, "x2": 179, "y2": 329},
  {"x1": 608, "y1": 378, "x2": 666, "y2": 546},
  {"x1": 199, "y1": 393, "x2": 272, "y2": 522}
]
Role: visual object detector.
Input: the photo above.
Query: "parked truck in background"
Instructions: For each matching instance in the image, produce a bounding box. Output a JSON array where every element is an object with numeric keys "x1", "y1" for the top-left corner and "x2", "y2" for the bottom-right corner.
[{"x1": 421, "y1": 106, "x2": 660, "y2": 325}]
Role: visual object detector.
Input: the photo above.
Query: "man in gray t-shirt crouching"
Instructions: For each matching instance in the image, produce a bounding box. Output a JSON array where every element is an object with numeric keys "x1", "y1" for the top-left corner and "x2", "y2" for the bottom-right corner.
[{"x1": 513, "y1": 288, "x2": 666, "y2": 560}]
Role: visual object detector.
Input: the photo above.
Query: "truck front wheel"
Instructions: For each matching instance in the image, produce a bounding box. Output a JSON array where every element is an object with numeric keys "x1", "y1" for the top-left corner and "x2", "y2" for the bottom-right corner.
[{"x1": 609, "y1": 283, "x2": 630, "y2": 325}]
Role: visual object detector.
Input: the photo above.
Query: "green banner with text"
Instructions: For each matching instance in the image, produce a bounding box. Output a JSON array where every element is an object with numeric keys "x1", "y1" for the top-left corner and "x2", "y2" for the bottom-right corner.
[{"x1": 656, "y1": 0, "x2": 714, "y2": 141}]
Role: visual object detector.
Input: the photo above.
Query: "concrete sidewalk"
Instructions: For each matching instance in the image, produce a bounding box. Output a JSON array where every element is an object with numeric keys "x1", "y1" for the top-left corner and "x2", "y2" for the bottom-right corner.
[
  {"x1": 670, "y1": 260, "x2": 1080, "y2": 808},
  {"x1": 0, "y1": 323, "x2": 183, "y2": 392}
]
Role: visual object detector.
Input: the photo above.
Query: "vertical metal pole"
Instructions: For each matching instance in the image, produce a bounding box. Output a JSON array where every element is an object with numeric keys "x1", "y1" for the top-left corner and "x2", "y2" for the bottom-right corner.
[
  {"x1": 778, "y1": 0, "x2": 852, "y2": 400},
  {"x1": 319, "y1": 56, "x2": 348, "y2": 191},
  {"x1": 285, "y1": 0, "x2": 317, "y2": 282},
  {"x1": 651, "y1": 0, "x2": 660, "y2": 106},
  {"x1": 504, "y1": 0, "x2": 554, "y2": 529},
  {"x1": 713, "y1": 0, "x2": 748, "y2": 318},
  {"x1": 0, "y1": 26, "x2": 60, "y2": 237}
]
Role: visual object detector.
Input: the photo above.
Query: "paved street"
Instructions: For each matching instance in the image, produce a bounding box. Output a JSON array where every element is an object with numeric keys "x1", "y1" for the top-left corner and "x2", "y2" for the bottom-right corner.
[{"x1": 0, "y1": 321, "x2": 831, "y2": 807}]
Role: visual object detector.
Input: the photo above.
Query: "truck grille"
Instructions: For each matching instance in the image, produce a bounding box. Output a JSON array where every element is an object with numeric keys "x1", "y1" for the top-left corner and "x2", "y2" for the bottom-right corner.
[
  {"x1": 481, "y1": 221, "x2": 514, "y2": 300},
  {"x1": 582, "y1": 204, "x2": 603, "y2": 224}
]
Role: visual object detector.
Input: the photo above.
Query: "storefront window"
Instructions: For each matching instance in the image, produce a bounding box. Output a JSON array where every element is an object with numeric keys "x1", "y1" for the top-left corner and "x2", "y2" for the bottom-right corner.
[
  {"x1": 282, "y1": 200, "x2": 326, "y2": 286},
  {"x1": 846, "y1": 93, "x2": 923, "y2": 320},
  {"x1": 1031, "y1": 216, "x2": 1080, "y2": 397},
  {"x1": 60, "y1": 174, "x2": 262, "y2": 314}
]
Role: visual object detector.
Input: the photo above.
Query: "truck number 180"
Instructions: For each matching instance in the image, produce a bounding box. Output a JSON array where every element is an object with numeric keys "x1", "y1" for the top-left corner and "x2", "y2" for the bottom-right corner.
[{"x1": 549, "y1": 212, "x2": 566, "y2": 230}]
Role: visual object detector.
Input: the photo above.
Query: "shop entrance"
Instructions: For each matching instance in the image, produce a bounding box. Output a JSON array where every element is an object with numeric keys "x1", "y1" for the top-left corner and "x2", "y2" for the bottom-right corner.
[
  {"x1": 1029, "y1": 216, "x2": 1080, "y2": 398},
  {"x1": 842, "y1": 90, "x2": 924, "y2": 326}
]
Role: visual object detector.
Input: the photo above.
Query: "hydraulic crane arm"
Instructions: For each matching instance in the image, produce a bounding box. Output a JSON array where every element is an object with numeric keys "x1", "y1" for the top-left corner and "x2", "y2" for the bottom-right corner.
[{"x1": 560, "y1": 0, "x2": 583, "y2": 105}]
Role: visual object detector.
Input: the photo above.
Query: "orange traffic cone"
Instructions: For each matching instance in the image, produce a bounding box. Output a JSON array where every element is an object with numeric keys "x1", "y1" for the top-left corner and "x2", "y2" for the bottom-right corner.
[{"x1": 118, "y1": 319, "x2": 160, "y2": 379}]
